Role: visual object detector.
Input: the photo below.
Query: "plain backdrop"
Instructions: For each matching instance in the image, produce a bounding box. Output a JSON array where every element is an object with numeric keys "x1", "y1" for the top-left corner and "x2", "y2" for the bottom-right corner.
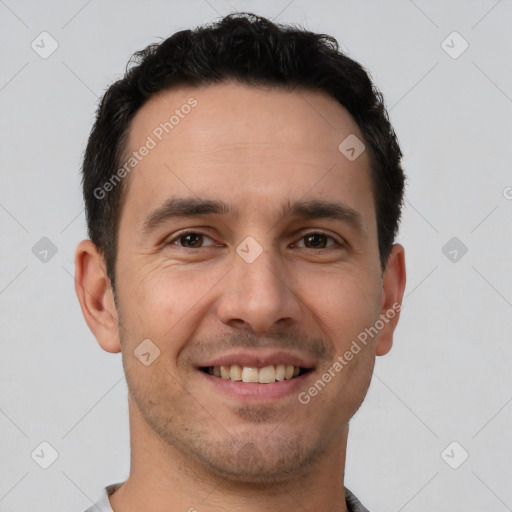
[{"x1": 1, "y1": 1, "x2": 511, "y2": 511}]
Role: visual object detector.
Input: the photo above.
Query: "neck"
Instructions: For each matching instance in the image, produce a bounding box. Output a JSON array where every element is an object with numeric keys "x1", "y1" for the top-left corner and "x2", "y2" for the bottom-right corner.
[{"x1": 109, "y1": 395, "x2": 350, "y2": 512}]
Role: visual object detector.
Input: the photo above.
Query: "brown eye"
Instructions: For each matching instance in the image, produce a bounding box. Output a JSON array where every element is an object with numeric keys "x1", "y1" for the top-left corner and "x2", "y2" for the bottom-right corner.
[
  {"x1": 303, "y1": 234, "x2": 329, "y2": 248},
  {"x1": 169, "y1": 232, "x2": 216, "y2": 248},
  {"x1": 296, "y1": 232, "x2": 340, "y2": 250},
  {"x1": 179, "y1": 233, "x2": 204, "y2": 248}
]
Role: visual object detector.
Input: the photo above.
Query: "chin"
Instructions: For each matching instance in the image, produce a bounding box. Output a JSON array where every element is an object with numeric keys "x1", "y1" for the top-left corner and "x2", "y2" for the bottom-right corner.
[{"x1": 187, "y1": 434, "x2": 325, "y2": 485}]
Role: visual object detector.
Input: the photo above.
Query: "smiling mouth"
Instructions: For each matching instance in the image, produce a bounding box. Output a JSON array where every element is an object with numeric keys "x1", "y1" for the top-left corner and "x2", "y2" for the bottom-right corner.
[{"x1": 200, "y1": 364, "x2": 312, "y2": 384}]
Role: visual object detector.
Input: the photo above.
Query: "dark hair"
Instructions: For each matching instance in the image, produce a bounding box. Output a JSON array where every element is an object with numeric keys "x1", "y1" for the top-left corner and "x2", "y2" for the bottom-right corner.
[{"x1": 82, "y1": 12, "x2": 405, "y2": 292}]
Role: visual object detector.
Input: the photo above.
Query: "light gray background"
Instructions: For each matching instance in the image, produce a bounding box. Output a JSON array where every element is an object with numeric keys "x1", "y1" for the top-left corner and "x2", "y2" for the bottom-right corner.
[{"x1": 1, "y1": 1, "x2": 511, "y2": 511}]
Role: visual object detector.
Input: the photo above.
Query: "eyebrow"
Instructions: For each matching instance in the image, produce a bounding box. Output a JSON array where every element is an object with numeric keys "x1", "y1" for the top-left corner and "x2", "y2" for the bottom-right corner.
[
  {"x1": 284, "y1": 199, "x2": 366, "y2": 232},
  {"x1": 140, "y1": 197, "x2": 366, "y2": 235},
  {"x1": 141, "y1": 197, "x2": 230, "y2": 234}
]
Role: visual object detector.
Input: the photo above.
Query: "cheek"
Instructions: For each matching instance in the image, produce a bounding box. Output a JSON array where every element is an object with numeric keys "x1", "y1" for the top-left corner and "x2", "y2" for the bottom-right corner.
[
  {"x1": 294, "y1": 266, "x2": 381, "y2": 344},
  {"x1": 116, "y1": 260, "x2": 226, "y2": 344}
]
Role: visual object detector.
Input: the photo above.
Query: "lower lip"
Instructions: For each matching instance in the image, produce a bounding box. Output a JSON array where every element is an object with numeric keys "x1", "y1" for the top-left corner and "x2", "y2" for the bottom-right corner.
[{"x1": 198, "y1": 370, "x2": 312, "y2": 402}]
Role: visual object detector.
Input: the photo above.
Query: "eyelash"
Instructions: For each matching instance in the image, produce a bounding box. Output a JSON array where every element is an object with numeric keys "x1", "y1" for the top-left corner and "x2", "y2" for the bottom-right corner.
[{"x1": 167, "y1": 230, "x2": 343, "y2": 250}]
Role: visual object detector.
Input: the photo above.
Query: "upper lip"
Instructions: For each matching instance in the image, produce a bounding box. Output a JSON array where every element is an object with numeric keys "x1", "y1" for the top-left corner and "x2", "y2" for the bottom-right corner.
[{"x1": 197, "y1": 350, "x2": 316, "y2": 369}]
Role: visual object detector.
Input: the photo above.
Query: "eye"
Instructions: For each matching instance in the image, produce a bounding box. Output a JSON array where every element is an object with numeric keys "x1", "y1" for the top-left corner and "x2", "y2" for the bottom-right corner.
[
  {"x1": 168, "y1": 231, "x2": 217, "y2": 249},
  {"x1": 294, "y1": 232, "x2": 341, "y2": 249}
]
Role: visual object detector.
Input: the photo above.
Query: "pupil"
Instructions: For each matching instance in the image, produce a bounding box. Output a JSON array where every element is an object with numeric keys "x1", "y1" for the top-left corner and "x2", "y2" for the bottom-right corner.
[
  {"x1": 306, "y1": 234, "x2": 325, "y2": 248},
  {"x1": 183, "y1": 233, "x2": 201, "y2": 247}
]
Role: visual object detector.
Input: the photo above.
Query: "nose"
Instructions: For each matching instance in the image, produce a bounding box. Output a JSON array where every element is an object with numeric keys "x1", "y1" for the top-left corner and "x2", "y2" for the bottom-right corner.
[{"x1": 216, "y1": 244, "x2": 303, "y2": 334}]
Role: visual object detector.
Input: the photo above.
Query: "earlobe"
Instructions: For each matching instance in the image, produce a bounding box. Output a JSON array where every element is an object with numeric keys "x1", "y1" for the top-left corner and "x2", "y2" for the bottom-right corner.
[
  {"x1": 376, "y1": 243, "x2": 406, "y2": 356},
  {"x1": 74, "y1": 239, "x2": 121, "y2": 353}
]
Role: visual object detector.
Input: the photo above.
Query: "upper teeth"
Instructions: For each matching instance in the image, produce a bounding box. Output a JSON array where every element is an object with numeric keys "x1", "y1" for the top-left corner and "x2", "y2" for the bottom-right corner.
[{"x1": 208, "y1": 364, "x2": 301, "y2": 383}]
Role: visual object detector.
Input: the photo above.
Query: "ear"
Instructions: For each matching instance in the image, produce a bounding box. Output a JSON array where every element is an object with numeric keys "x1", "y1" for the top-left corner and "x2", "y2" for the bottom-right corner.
[
  {"x1": 74, "y1": 239, "x2": 121, "y2": 353},
  {"x1": 375, "y1": 243, "x2": 406, "y2": 356}
]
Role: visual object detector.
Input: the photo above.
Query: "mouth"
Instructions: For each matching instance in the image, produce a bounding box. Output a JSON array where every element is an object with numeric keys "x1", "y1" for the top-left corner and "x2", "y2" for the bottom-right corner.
[
  {"x1": 196, "y1": 350, "x2": 316, "y2": 401},
  {"x1": 200, "y1": 364, "x2": 312, "y2": 384}
]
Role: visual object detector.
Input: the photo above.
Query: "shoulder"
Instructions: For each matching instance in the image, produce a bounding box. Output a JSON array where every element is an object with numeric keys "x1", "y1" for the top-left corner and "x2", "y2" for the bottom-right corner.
[
  {"x1": 82, "y1": 482, "x2": 124, "y2": 512},
  {"x1": 345, "y1": 487, "x2": 371, "y2": 512}
]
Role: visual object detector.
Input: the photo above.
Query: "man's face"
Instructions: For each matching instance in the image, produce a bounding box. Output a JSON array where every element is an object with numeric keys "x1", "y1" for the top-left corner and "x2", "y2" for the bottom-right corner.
[{"x1": 113, "y1": 82, "x2": 391, "y2": 482}]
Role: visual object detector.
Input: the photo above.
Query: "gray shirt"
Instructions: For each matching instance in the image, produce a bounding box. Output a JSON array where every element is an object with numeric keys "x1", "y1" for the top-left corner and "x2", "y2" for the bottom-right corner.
[{"x1": 84, "y1": 483, "x2": 370, "y2": 511}]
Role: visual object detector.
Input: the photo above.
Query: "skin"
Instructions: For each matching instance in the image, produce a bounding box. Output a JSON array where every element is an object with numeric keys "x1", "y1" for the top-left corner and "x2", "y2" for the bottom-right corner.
[{"x1": 75, "y1": 82, "x2": 406, "y2": 512}]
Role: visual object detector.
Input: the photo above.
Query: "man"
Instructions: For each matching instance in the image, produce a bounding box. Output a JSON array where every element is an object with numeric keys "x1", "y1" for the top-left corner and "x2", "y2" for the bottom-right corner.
[{"x1": 75, "y1": 12, "x2": 406, "y2": 512}]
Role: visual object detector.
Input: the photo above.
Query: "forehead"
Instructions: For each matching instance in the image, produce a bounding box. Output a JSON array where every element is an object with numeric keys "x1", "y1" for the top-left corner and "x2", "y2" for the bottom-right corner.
[
  {"x1": 128, "y1": 81, "x2": 364, "y2": 157},
  {"x1": 120, "y1": 81, "x2": 375, "y2": 230}
]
